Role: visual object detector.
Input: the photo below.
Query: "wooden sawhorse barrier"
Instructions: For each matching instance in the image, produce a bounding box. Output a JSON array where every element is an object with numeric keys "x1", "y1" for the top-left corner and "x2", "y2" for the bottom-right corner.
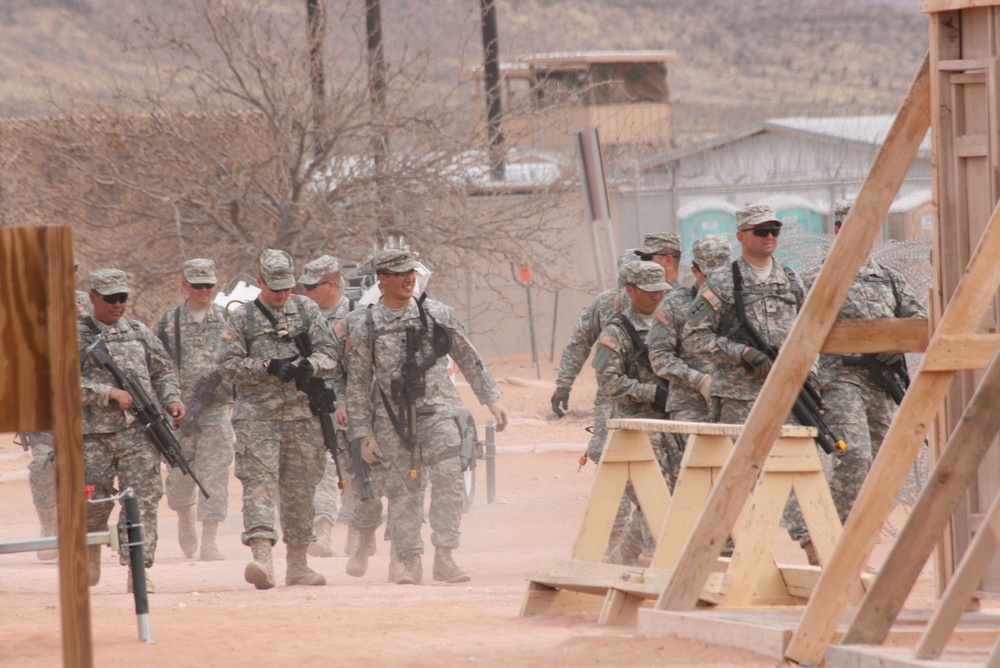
[{"x1": 522, "y1": 418, "x2": 868, "y2": 625}]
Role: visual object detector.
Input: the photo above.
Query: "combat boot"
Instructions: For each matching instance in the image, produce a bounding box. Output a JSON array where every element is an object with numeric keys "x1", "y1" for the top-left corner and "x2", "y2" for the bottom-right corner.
[
  {"x1": 387, "y1": 544, "x2": 402, "y2": 583},
  {"x1": 286, "y1": 544, "x2": 326, "y2": 586},
  {"x1": 345, "y1": 528, "x2": 376, "y2": 578},
  {"x1": 199, "y1": 520, "x2": 225, "y2": 562},
  {"x1": 307, "y1": 518, "x2": 336, "y2": 558},
  {"x1": 433, "y1": 548, "x2": 471, "y2": 583},
  {"x1": 244, "y1": 537, "x2": 275, "y2": 590},
  {"x1": 126, "y1": 564, "x2": 155, "y2": 594},
  {"x1": 36, "y1": 505, "x2": 57, "y2": 561},
  {"x1": 177, "y1": 506, "x2": 198, "y2": 558},
  {"x1": 87, "y1": 545, "x2": 101, "y2": 586},
  {"x1": 395, "y1": 552, "x2": 422, "y2": 585}
]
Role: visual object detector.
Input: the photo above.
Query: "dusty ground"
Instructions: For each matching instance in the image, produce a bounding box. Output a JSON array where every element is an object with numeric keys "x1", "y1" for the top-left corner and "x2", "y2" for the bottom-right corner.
[{"x1": 0, "y1": 355, "x2": 935, "y2": 667}]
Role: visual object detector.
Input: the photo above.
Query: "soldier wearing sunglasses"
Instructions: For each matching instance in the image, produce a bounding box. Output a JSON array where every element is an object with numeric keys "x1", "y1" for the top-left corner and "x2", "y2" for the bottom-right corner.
[
  {"x1": 684, "y1": 204, "x2": 821, "y2": 564},
  {"x1": 154, "y1": 259, "x2": 234, "y2": 563}
]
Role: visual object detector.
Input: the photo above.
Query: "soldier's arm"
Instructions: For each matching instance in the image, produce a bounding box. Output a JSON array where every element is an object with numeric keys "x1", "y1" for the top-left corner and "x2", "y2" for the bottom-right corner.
[
  {"x1": 684, "y1": 281, "x2": 745, "y2": 365},
  {"x1": 592, "y1": 325, "x2": 657, "y2": 404},
  {"x1": 647, "y1": 303, "x2": 706, "y2": 390},
  {"x1": 78, "y1": 329, "x2": 114, "y2": 407},
  {"x1": 442, "y1": 306, "x2": 502, "y2": 405},
  {"x1": 555, "y1": 293, "x2": 609, "y2": 390},
  {"x1": 215, "y1": 307, "x2": 267, "y2": 385},
  {"x1": 889, "y1": 268, "x2": 928, "y2": 319},
  {"x1": 345, "y1": 316, "x2": 375, "y2": 440},
  {"x1": 144, "y1": 325, "x2": 183, "y2": 407},
  {"x1": 302, "y1": 300, "x2": 337, "y2": 376}
]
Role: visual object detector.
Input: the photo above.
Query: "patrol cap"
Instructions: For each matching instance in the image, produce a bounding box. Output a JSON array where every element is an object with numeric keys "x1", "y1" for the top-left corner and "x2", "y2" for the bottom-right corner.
[
  {"x1": 621, "y1": 260, "x2": 671, "y2": 292},
  {"x1": 691, "y1": 235, "x2": 732, "y2": 273},
  {"x1": 90, "y1": 268, "x2": 131, "y2": 295},
  {"x1": 635, "y1": 232, "x2": 681, "y2": 256},
  {"x1": 834, "y1": 198, "x2": 854, "y2": 223},
  {"x1": 374, "y1": 249, "x2": 421, "y2": 274},
  {"x1": 616, "y1": 248, "x2": 641, "y2": 288},
  {"x1": 299, "y1": 254, "x2": 340, "y2": 285},
  {"x1": 183, "y1": 258, "x2": 217, "y2": 284},
  {"x1": 736, "y1": 204, "x2": 782, "y2": 229},
  {"x1": 259, "y1": 249, "x2": 295, "y2": 290}
]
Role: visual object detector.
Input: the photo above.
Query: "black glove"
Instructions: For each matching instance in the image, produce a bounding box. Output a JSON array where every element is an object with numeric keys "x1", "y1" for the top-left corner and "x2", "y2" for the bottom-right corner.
[
  {"x1": 740, "y1": 346, "x2": 772, "y2": 381},
  {"x1": 550, "y1": 387, "x2": 570, "y2": 418},
  {"x1": 874, "y1": 352, "x2": 904, "y2": 367},
  {"x1": 294, "y1": 358, "x2": 314, "y2": 381},
  {"x1": 654, "y1": 386, "x2": 668, "y2": 410},
  {"x1": 266, "y1": 356, "x2": 299, "y2": 383}
]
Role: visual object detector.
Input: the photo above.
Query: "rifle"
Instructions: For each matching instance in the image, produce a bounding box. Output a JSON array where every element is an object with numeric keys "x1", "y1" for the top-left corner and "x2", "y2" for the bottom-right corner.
[
  {"x1": 179, "y1": 370, "x2": 227, "y2": 434},
  {"x1": 387, "y1": 324, "x2": 436, "y2": 478},
  {"x1": 348, "y1": 438, "x2": 377, "y2": 502},
  {"x1": 615, "y1": 315, "x2": 669, "y2": 410},
  {"x1": 288, "y1": 327, "x2": 348, "y2": 492},
  {"x1": 731, "y1": 262, "x2": 846, "y2": 455},
  {"x1": 842, "y1": 354, "x2": 909, "y2": 406},
  {"x1": 87, "y1": 339, "x2": 210, "y2": 499}
]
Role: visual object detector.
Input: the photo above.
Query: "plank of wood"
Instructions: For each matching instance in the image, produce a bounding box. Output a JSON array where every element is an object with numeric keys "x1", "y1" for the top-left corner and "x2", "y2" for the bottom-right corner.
[
  {"x1": 820, "y1": 318, "x2": 929, "y2": 354},
  {"x1": 606, "y1": 418, "x2": 816, "y2": 438},
  {"x1": 520, "y1": 581, "x2": 606, "y2": 616},
  {"x1": 571, "y1": 453, "x2": 631, "y2": 561},
  {"x1": 842, "y1": 343, "x2": 1000, "y2": 646},
  {"x1": 637, "y1": 609, "x2": 793, "y2": 661},
  {"x1": 657, "y1": 54, "x2": 932, "y2": 632},
  {"x1": 921, "y1": 333, "x2": 1000, "y2": 370}
]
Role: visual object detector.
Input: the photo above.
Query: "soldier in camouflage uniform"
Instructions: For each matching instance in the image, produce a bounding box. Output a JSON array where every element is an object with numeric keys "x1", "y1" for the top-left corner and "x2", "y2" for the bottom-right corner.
[
  {"x1": 154, "y1": 259, "x2": 235, "y2": 562},
  {"x1": 297, "y1": 254, "x2": 360, "y2": 559},
  {"x1": 648, "y1": 235, "x2": 732, "y2": 427},
  {"x1": 803, "y1": 200, "x2": 926, "y2": 525},
  {"x1": 216, "y1": 249, "x2": 337, "y2": 589},
  {"x1": 79, "y1": 269, "x2": 185, "y2": 592},
  {"x1": 592, "y1": 261, "x2": 673, "y2": 565},
  {"x1": 684, "y1": 205, "x2": 818, "y2": 562},
  {"x1": 635, "y1": 232, "x2": 684, "y2": 289},
  {"x1": 345, "y1": 249, "x2": 508, "y2": 585}
]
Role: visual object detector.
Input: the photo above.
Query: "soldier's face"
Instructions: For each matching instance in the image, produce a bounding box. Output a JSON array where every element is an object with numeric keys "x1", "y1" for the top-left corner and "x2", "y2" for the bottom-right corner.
[
  {"x1": 90, "y1": 291, "x2": 127, "y2": 325},
  {"x1": 737, "y1": 226, "x2": 779, "y2": 262},
  {"x1": 378, "y1": 270, "x2": 416, "y2": 305},
  {"x1": 626, "y1": 285, "x2": 664, "y2": 316},
  {"x1": 182, "y1": 279, "x2": 215, "y2": 309},
  {"x1": 257, "y1": 277, "x2": 291, "y2": 308}
]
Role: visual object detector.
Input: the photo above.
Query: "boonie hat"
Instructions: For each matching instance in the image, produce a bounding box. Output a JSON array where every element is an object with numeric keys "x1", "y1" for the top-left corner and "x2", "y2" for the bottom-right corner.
[
  {"x1": 183, "y1": 258, "x2": 217, "y2": 284},
  {"x1": 90, "y1": 268, "x2": 131, "y2": 295},
  {"x1": 374, "y1": 249, "x2": 421, "y2": 274},
  {"x1": 691, "y1": 235, "x2": 732, "y2": 273},
  {"x1": 621, "y1": 261, "x2": 671, "y2": 292},
  {"x1": 736, "y1": 204, "x2": 782, "y2": 229},
  {"x1": 259, "y1": 249, "x2": 295, "y2": 291},
  {"x1": 299, "y1": 255, "x2": 341, "y2": 286},
  {"x1": 635, "y1": 232, "x2": 682, "y2": 256}
]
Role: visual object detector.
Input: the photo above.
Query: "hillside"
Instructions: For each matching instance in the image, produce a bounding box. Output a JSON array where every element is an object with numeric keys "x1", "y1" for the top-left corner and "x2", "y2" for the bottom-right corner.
[{"x1": 0, "y1": 0, "x2": 928, "y2": 145}]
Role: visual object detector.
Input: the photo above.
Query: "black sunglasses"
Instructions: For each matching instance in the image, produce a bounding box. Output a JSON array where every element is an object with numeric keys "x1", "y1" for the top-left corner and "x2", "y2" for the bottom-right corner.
[
  {"x1": 190, "y1": 283, "x2": 216, "y2": 290},
  {"x1": 751, "y1": 226, "x2": 781, "y2": 238},
  {"x1": 302, "y1": 281, "x2": 332, "y2": 291},
  {"x1": 101, "y1": 293, "x2": 128, "y2": 304}
]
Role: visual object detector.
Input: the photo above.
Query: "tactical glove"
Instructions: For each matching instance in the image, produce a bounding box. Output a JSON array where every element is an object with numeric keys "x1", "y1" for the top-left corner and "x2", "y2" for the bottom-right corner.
[
  {"x1": 654, "y1": 386, "x2": 668, "y2": 410},
  {"x1": 740, "y1": 346, "x2": 772, "y2": 381},
  {"x1": 359, "y1": 435, "x2": 384, "y2": 464},
  {"x1": 266, "y1": 356, "x2": 299, "y2": 383},
  {"x1": 293, "y1": 358, "x2": 314, "y2": 381},
  {"x1": 550, "y1": 387, "x2": 570, "y2": 418},
  {"x1": 487, "y1": 400, "x2": 509, "y2": 432}
]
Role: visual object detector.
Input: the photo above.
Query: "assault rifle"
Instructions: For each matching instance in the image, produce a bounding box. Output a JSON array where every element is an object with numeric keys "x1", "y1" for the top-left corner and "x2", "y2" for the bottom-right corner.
[
  {"x1": 615, "y1": 314, "x2": 669, "y2": 408},
  {"x1": 179, "y1": 370, "x2": 227, "y2": 434},
  {"x1": 731, "y1": 263, "x2": 846, "y2": 455},
  {"x1": 288, "y1": 327, "x2": 347, "y2": 491},
  {"x1": 88, "y1": 339, "x2": 210, "y2": 499},
  {"x1": 348, "y1": 438, "x2": 376, "y2": 502},
  {"x1": 842, "y1": 354, "x2": 909, "y2": 406}
]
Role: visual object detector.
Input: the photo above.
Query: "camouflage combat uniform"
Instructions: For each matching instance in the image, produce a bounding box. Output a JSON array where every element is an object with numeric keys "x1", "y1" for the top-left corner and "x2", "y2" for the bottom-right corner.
[
  {"x1": 216, "y1": 295, "x2": 337, "y2": 548},
  {"x1": 802, "y1": 260, "x2": 925, "y2": 524},
  {"x1": 345, "y1": 296, "x2": 501, "y2": 565},
  {"x1": 556, "y1": 288, "x2": 627, "y2": 462},
  {"x1": 685, "y1": 255, "x2": 812, "y2": 544},
  {"x1": 155, "y1": 300, "x2": 235, "y2": 524},
  {"x1": 648, "y1": 284, "x2": 712, "y2": 424},
  {"x1": 79, "y1": 314, "x2": 181, "y2": 567}
]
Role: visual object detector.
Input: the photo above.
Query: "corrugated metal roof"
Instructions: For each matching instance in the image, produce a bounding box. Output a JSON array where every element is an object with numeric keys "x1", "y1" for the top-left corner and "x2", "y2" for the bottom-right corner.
[{"x1": 516, "y1": 50, "x2": 680, "y2": 65}]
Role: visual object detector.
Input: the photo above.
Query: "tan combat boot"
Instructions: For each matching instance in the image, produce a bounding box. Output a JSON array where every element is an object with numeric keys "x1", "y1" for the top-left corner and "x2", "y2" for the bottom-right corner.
[
  {"x1": 87, "y1": 545, "x2": 101, "y2": 586},
  {"x1": 433, "y1": 547, "x2": 471, "y2": 583},
  {"x1": 199, "y1": 520, "x2": 225, "y2": 562},
  {"x1": 36, "y1": 505, "x2": 57, "y2": 561},
  {"x1": 177, "y1": 506, "x2": 198, "y2": 558},
  {"x1": 286, "y1": 543, "x2": 326, "y2": 586},
  {"x1": 244, "y1": 537, "x2": 275, "y2": 590},
  {"x1": 307, "y1": 518, "x2": 336, "y2": 558},
  {"x1": 345, "y1": 529, "x2": 376, "y2": 578},
  {"x1": 126, "y1": 564, "x2": 155, "y2": 594},
  {"x1": 395, "y1": 552, "x2": 422, "y2": 585},
  {"x1": 387, "y1": 544, "x2": 401, "y2": 583}
]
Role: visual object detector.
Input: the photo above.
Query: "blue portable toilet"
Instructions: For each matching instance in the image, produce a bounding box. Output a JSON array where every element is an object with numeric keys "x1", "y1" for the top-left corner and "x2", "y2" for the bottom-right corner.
[{"x1": 677, "y1": 198, "x2": 738, "y2": 259}]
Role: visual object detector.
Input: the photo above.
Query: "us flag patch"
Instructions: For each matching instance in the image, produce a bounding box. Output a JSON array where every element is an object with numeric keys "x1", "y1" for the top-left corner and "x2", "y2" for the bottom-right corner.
[
  {"x1": 332, "y1": 322, "x2": 347, "y2": 340},
  {"x1": 221, "y1": 329, "x2": 236, "y2": 341},
  {"x1": 655, "y1": 309, "x2": 672, "y2": 328},
  {"x1": 598, "y1": 333, "x2": 620, "y2": 351},
  {"x1": 345, "y1": 335, "x2": 353, "y2": 352},
  {"x1": 702, "y1": 288, "x2": 721, "y2": 308}
]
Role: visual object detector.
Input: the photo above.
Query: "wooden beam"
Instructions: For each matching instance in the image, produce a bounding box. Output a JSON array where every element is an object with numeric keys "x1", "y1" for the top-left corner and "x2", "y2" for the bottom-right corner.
[
  {"x1": 921, "y1": 333, "x2": 1000, "y2": 370},
  {"x1": 820, "y1": 318, "x2": 929, "y2": 354},
  {"x1": 922, "y1": 0, "x2": 1000, "y2": 14},
  {"x1": 654, "y1": 53, "x2": 931, "y2": 621},
  {"x1": 787, "y1": 185, "x2": 1000, "y2": 664},
  {"x1": 842, "y1": 343, "x2": 1000, "y2": 646}
]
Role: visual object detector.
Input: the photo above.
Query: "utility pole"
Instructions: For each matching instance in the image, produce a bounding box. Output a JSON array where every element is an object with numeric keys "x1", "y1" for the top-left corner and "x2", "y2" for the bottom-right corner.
[
  {"x1": 479, "y1": 0, "x2": 505, "y2": 181},
  {"x1": 306, "y1": 0, "x2": 327, "y2": 157}
]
